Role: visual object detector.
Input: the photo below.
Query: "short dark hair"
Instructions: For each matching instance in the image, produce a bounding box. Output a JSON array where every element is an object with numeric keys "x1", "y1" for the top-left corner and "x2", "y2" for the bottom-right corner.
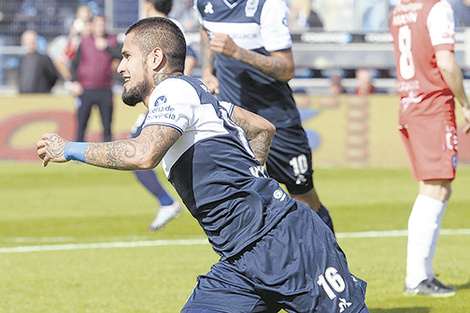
[
  {"x1": 147, "y1": 0, "x2": 173, "y2": 16},
  {"x1": 126, "y1": 17, "x2": 186, "y2": 73}
]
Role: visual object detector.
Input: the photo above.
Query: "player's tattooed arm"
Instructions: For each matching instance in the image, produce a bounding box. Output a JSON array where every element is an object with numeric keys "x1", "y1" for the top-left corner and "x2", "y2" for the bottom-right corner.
[
  {"x1": 86, "y1": 125, "x2": 181, "y2": 170},
  {"x1": 36, "y1": 133, "x2": 69, "y2": 166},
  {"x1": 200, "y1": 26, "x2": 214, "y2": 74},
  {"x1": 208, "y1": 33, "x2": 295, "y2": 82},
  {"x1": 200, "y1": 26, "x2": 219, "y2": 95},
  {"x1": 236, "y1": 48, "x2": 295, "y2": 82},
  {"x1": 37, "y1": 126, "x2": 181, "y2": 169},
  {"x1": 231, "y1": 106, "x2": 275, "y2": 165}
]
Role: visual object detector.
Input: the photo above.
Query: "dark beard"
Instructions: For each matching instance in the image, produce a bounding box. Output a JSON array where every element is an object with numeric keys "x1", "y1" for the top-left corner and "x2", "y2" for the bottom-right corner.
[{"x1": 122, "y1": 79, "x2": 153, "y2": 107}]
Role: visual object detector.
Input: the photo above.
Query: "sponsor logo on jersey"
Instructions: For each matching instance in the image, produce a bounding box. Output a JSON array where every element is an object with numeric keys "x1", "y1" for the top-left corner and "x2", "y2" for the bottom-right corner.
[
  {"x1": 442, "y1": 32, "x2": 454, "y2": 40},
  {"x1": 148, "y1": 104, "x2": 176, "y2": 121},
  {"x1": 273, "y1": 188, "x2": 286, "y2": 201},
  {"x1": 400, "y1": 91, "x2": 423, "y2": 112},
  {"x1": 338, "y1": 298, "x2": 352, "y2": 312},
  {"x1": 156, "y1": 95, "x2": 167, "y2": 106}
]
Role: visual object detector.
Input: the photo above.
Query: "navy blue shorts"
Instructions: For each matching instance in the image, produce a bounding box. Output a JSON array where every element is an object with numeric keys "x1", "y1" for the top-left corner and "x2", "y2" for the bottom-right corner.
[
  {"x1": 182, "y1": 203, "x2": 368, "y2": 313},
  {"x1": 266, "y1": 125, "x2": 314, "y2": 195}
]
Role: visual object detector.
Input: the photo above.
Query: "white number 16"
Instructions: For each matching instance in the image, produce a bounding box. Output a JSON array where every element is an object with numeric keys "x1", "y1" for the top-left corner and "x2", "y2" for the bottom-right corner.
[{"x1": 317, "y1": 267, "x2": 346, "y2": 300}]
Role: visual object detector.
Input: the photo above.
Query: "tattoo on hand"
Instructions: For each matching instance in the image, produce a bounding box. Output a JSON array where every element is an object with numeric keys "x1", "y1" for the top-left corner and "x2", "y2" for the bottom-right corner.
[{"x1": 47, "y1": 134, "x2": 67, "y2": 158}]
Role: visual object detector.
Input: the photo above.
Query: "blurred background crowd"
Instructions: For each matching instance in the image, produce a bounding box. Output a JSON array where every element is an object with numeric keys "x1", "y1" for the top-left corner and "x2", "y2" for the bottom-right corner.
[{"x1": 1, "y1": 0, "x2": 470, "y2": 95}]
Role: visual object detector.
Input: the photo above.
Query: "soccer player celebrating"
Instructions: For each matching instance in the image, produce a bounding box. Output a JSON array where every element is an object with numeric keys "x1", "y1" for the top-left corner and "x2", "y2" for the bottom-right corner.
[
  {"x1": 37, "y1": 17, "x2": 368, "y2": 312},
  {"x1": 390, "y1": 0, "x2": 470, "y2": 296}
]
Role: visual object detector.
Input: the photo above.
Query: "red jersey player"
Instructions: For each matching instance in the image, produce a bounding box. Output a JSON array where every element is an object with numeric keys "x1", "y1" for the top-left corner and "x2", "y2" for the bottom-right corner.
[{"x1": 390, "y1": 0, "x2": 470, "y2": 297}]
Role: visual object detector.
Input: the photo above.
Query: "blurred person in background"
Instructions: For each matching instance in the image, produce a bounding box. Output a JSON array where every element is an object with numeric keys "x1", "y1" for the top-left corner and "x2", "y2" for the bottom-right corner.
[
  {"x1": 52, "y1": 4, "x2": 92, "y2": 82},
  {"x1": 355, "y1": 69, "x2": 375, "y2": 95},
  {"x1": 18, "y1": 29, "x2": 59, "y2": 94},
  {"x1": 196, "y1": 0, "x2": 335, "y2": 234},
  {"x1": 0, "y1": 1, "x2": 23, "y2": 86},
  {"x1": 70, "y1": 14, "x2": 121, "y2": 142},
  {"x1": 390, "y1": 0, "x2": 470, "y2": 297},
  {"x1": 330, "y1": 75, "x2": 345, "y2": 95}
]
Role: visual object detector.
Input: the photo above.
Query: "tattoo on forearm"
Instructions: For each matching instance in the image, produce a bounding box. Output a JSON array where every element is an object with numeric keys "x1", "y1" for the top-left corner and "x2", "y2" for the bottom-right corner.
[
  {"x1": 231, "y1": 115, "x2": 273, "y2": 164},
  {"x1": 248, "y1": 131, "x2": 271, "y2": 164},
  {"x1": 85, "y1": 126, "x2": 180, "y2": 170},
  {"x1": 200, "y1": 33, "x2": 212, "y2": 71},
  {"x1": 238, "y1": 49, "x2": 290, "y2": 81}
]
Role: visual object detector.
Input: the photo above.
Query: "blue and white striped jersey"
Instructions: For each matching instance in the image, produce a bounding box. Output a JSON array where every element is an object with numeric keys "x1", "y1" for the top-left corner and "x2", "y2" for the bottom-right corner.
[
  {"x1": 195, "y1": 0, "x2": 302, "y2": 129},
  {"x1": 143, "y1": 76, "x2": 296, "y2": 259}
]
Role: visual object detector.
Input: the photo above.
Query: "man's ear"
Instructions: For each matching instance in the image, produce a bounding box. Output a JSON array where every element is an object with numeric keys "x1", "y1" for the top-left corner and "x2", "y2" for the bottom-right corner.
[{"x1": 149, "y1": 47, "x2": 164, "y2": 71}]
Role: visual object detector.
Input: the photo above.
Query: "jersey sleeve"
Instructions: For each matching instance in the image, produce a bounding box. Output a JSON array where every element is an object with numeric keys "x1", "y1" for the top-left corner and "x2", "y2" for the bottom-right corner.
[
  {"x1": 427, "y1": 0, "x2": 455, "y2": 52},
  {"x1": 143, "y1": 79, "x2": 197, "y2": 133},
  {"x1": 219, "y1": 101, "x2": 234, "y2": 116},
  {"x1": 260, "y1": 0, "x2": 292, "y2": 52}
]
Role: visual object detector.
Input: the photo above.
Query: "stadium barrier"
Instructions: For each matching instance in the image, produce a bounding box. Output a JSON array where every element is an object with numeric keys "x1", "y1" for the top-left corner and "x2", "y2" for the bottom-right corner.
[{"x1": 1, "y1": 93, "x2": 470, "y2": 167}]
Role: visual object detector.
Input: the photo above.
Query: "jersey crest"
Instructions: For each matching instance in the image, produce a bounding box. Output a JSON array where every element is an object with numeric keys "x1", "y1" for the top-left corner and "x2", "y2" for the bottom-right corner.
[
  {"x1": 245, "y1": 0, "x2": 259, "y2": 17},
  {"x1": 204, "y1": 2, "x2": 214, "y2": 14}
]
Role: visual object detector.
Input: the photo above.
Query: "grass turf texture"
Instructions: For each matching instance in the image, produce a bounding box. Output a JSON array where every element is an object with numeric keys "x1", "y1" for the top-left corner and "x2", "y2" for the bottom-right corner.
[{"x1": 1, "y1": 162, "x2": 469, "y2": 312}]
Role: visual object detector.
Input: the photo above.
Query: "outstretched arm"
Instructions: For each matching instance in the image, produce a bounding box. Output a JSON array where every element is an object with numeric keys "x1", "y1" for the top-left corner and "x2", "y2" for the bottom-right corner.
[
  {"x1": 230, "y1": 106, "x2": 276, "y2": 165},
  {"x1": 36, "y1": 125, "x2": 181, "y2": 169}
]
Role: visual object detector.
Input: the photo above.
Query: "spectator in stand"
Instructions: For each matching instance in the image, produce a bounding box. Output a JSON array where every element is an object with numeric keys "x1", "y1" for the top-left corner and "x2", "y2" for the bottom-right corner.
[
  {"x1": 53, "y1": 5, "x2": 92, "y2": 82},
  {"x1": 355, "y1": 69, "x2": 375, "y2": 95},
  {"x1": 18, "y1": 30, "x2": 59, "y2": 94},
  {"x1": 289, "y1": 0, "x2": 323, "y2": 30},
  {"x1": 330, "y1": 75, "x2": 346, "y2": 95},
  {"x1": 70, "y1": 15, "x2": 121, "y2": 142},
  {"x1": 0, "y1": 1, "x2": 23, "y2": 85}
]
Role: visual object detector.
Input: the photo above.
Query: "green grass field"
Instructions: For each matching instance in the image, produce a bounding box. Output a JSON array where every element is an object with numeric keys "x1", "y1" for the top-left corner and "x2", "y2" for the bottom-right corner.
[{"x1": 1, "y1": 162, "x2": 469, "y2": 313}]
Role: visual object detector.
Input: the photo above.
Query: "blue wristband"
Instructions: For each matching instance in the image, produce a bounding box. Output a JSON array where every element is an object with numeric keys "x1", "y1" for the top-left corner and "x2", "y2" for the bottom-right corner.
[{"x1": 64, "y1": 142, "x2": 90, "y2": 162}]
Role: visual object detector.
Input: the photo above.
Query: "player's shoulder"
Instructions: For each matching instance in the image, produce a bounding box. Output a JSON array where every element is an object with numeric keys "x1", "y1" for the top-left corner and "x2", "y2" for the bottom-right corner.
[{"x1": 155, "y1": 76, "x2": 217, "y2": 106}]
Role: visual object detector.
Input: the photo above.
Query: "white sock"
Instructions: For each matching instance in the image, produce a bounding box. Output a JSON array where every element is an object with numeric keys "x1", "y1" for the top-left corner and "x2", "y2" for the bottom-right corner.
[{"x1": 405, "y1": 195, "x2": 447, "y2": 289}]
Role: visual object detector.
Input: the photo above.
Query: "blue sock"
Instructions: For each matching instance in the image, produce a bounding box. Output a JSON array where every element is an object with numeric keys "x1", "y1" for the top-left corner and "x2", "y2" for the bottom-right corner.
[{"x1": 134, "y1": 170, "x2": 174, "y2": 206}]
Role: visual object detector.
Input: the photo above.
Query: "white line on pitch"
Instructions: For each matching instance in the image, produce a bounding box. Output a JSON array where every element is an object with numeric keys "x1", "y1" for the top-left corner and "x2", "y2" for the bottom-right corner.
[
  {"x1": 0, "y1": 238, "x2": 209, "y2": 254},
  {"x1": 1, "y1": 228, "x2": 469, "y2": 254}
]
